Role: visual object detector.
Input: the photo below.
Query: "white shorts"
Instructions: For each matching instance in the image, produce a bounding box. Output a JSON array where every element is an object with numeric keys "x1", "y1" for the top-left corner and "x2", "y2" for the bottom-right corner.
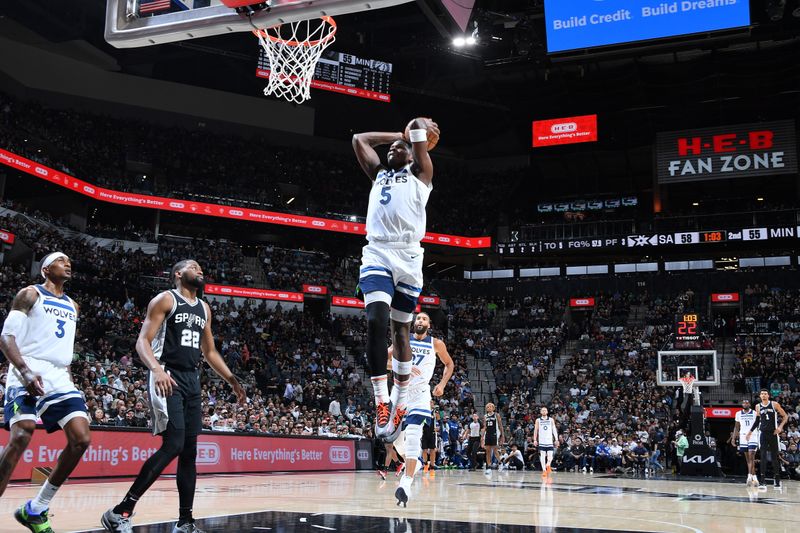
[
  {"x1": 405, "y1": 385, "x2": 432, "y2": 420},
  {"x1": 359, "y1": 243, "x2": 423, "y2": 320}
]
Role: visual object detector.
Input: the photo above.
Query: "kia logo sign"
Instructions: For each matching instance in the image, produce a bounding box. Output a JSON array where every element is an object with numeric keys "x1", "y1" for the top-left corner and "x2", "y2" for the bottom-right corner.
[
  {"x1": 312, "y1": 220, "x2": 326, "y2": 227},
  {"x1": 551, "y1": 122, "x2": 577, "y2": 134},
  {"x1": 35, "y1": 167, "x2": 48, "y2": 176},
  {"x1": 357, "y1": 450, "x2": 369, "y2": 461},
  {"x1": 229, "y1": 210, "x2": 244, "y2": 217},
  {"x1": 196, "y1": 442, "x2": 220, "y2": 465},
  {"x1": 169, "y1": 202, "x2": 185, "y2": 209},
  {"x1": 329, "y1": 446, "x2": 351, "y2": 464}
]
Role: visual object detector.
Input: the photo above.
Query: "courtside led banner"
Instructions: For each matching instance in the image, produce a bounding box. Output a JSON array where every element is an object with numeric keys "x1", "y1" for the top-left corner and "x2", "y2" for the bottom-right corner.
[
  {"x1": 544, "y1": 0, "x2": 751, "y2": 53},
  {"x1": 0, "y1": 148, "x2": 490, "y2": 249},
  {"x1": 656, "y1": 121, "x2": 798, "y2": 184},
  {"x1": 205, "y1": 284, "x2": 304, "y2": 302},
  {"x1": 711, "y1": 293, "x2": 739, "y2": 303},
  {"x1": 704, "y1": 407, "x2": 741, "y2": 419},
  {"x1": 570, "y1": 297, "x2": 595, "y2": 307},
  {"x1": 533, "y1": 115, "x2": 598, "y2": 147},
  {"x1": 6, "y1": 429, "x2": 359, "y2": 481},
  {"x1": 419, "y1": 295, "x2": 441, "y2": 306},
  {"x1": 0, "y1": 229, "x2": 15, "y2": 245}
]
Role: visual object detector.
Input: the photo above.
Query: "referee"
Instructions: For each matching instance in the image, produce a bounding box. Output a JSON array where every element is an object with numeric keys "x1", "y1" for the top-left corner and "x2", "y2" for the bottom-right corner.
[
  {"x1": 464, "y1": 413, "x2": 482, "y2": 471},
  {"x1": 102, "y1": 260, "x2": 246, "y2": 533}
]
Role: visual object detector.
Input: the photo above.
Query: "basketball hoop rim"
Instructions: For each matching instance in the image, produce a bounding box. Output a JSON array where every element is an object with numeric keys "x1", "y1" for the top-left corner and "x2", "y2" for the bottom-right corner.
[{"x1": 252, "y1": 16, "x2": 337, "y2": 47}]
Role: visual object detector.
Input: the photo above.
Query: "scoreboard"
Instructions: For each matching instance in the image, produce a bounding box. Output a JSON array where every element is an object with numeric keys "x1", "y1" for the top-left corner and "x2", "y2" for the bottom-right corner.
[
  {"x1": 675, "y1": 313, "x2": 701, "y2": 342},
  {"x1": 257, "y1": 49, "x2": 392, "y2": 102}
]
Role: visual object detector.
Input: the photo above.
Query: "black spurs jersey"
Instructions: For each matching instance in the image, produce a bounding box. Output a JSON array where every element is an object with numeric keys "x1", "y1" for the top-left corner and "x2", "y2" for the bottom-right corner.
[
  {"x1": 758, "y1": 401, "x2": 778, "y2": 436},
  {"x1": 152, "y1": 289, "x2": 207, "y2": 371},
  {"x1": 485, "y1": 413, "x2": 498, "y2": 438}
]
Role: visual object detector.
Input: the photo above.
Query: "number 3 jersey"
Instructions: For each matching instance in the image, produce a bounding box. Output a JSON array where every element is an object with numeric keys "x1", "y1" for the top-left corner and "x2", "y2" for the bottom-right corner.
[
  {"x1": 152, "y1": 289, "x2": 207, "y2": 371},
  {"x1": 5, "y1": 285, "x2": 78, "y2": 395},
  {"x1": 366, "y1": 163, "x2": 432, "y2": 246}
]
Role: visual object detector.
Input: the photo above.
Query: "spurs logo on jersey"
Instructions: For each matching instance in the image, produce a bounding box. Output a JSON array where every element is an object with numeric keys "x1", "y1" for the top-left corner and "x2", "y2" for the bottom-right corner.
[
  {"x1": 538, "y1": 417, "x2": 555, "y2": 447},
  {"x1": 758, "y1": 401, "x2": 778, "y2": 434},
  {"x1": 367, "y1": 163, "x2": 432, "y2": 245},
  {"x1": 485, "y1": 413, "x2": 498, "y2": 439},
  {"x1": 152, "y1": 289, "x2": 207, "y2": 371}
]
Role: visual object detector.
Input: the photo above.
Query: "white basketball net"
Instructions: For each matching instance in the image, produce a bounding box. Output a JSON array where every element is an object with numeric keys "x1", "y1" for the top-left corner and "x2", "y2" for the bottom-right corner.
[
  {"x1": 254, "y1": 17, "x2": 336, "y2": 104},
  {"x1": 680, "y1": 376, "x2": 696, "y2": 394}
]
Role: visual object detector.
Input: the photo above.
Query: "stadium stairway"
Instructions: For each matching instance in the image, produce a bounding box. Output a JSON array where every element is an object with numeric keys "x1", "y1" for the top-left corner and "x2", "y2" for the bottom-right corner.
[
  {"x1": 466, "y1": 354, "x2": 496, "y2": 413},
  {"x1": 706, "y1": 336, "x2": 738, "y2": 403},
  {"x1": 540, "y1": 339, "x2": 578, "y2": 404},
  {"x1": 627, "y1": 304, "x2": 648, "y2": 327},
  {"x1": 242, "y1": 255, "x2": 269, "y2": 286}
]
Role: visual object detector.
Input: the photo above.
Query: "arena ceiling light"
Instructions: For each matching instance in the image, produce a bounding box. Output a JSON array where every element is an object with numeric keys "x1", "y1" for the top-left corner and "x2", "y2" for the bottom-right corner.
[{"x1": 286, "y1": 197, "x2": 295, "y2": 205}]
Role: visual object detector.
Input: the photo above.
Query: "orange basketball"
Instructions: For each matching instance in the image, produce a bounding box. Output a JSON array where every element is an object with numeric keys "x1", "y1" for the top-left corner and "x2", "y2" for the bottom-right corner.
[{"x1": 404, "y1": 117, "x2": 439, "y2": 151}]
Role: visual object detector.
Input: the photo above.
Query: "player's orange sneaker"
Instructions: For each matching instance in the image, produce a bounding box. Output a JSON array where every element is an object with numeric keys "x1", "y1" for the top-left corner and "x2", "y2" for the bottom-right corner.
[
  {"x1": 541, "y1": 470, "x2": 548, "y2": 479},
  {"x1": 375, "y1": 402, "x2": 391, "y2": 437},
  {"x1": 546, "y1": 465, "x2": 553, "y2": 475},
  {"x1": 429, "y1": 469, "x2": 435, "y2": 478},
  {"x1": 383, "y1": 405, "x2": 406, "y2": 443},
  {"x1": 423, "y1": 463, "x2": 430, "y2": 473}
]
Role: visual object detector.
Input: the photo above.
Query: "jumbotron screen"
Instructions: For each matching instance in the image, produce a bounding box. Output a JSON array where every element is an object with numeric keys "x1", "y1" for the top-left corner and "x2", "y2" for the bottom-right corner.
[{"x1": 544, "y1": 0, "x2": 751, "y2": 53}]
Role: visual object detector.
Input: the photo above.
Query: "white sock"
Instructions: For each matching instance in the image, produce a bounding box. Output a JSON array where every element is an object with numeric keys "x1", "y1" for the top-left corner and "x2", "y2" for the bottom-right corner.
[
  {"x1": 390, "y1": 378, "x2": 409, "y2": 411},
  {"x1": 29, "y1": 480, "x2": 60, "y2": 514},
  {"x1": 400, "y1": 473, "x2": 414, "y2": 490},
  {"x1": 371, "y1": 376, "x2": 389, "y2": 404}
]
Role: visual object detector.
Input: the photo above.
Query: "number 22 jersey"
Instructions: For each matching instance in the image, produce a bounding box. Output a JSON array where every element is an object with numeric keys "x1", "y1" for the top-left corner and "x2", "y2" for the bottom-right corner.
[{"x1": 152, "y1": 289, "x2": 207, "y2": 371}]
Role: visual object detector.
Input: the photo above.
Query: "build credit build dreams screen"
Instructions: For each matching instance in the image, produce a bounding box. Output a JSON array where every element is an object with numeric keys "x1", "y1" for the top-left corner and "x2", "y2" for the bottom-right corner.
[{"x1": 544, "y1": 0, "x2": 751, "y2": 53}]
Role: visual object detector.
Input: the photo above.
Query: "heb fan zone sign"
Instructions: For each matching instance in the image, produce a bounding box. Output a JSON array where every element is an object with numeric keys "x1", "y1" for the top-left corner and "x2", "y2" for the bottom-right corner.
[
  {"x1": 0, "y1": 148, "x2": 490, "y2": 250},
  {"x1": 656, "y1": 120, "x2": 798, "y2": 184},
  {"x1": 533, "y1": 115, "x2": 598, "y2": 147},
  {"x1": 6, "y1": 429, "x2": 357, "y2": 481},
  {"x1": 711, "y1": 292, "x2": 740, "y2": 303},
  {"x1": 331, "y1": 296, "x2": 365, "y2": 309},
  {"x1": 570, "y1": 297, "x2": 595, "y2": 308},
  {"x1": 205, "y1": 284, "x2": 303, "y2": 302},
  {"x1": 419, "y1": 295, "x2": 441, "y2": 306},
  {"x1": 0, "y1": 229, "x2": 15, "y2": 244}
]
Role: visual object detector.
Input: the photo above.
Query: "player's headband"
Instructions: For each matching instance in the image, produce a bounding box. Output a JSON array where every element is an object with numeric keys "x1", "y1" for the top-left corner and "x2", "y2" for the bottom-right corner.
[{"x1": 41, "y1": 252, "x2": 68, "y2": 279}]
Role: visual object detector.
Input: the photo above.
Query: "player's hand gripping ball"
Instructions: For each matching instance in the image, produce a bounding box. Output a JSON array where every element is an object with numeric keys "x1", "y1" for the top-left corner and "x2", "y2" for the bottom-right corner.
[{"x1": 404, "y1": 117, "x2": 440, "y2": 151}]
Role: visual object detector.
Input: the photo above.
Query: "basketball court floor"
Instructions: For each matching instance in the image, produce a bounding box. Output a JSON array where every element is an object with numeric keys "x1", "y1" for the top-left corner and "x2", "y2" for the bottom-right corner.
[{"x1": 0, "y1": 470, "x2": 796, "y2": 532}]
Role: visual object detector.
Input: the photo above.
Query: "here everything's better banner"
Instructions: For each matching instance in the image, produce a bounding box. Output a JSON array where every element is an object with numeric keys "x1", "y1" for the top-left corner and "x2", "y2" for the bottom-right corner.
[{"x1": 0, "y1": 148, "x2": 491, "y2": 249}]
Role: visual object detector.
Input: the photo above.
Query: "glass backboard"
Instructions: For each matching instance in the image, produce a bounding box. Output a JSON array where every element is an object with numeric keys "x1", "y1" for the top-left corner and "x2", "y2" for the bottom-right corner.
[
  {"x1": 106, "y1": 0, "x2": 414, "y2": 48},
  {"x1": 657, "y1": 350, "x2": 719, "y2": 387}
]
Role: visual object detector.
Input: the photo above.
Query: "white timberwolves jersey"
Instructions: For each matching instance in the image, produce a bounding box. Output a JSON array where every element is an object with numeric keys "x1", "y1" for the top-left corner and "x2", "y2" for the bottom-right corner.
[
  {"x1": 736, "y1": 409, "x2": 759, "y2": 443},
  {"x1": 366, "y1": 163, "x2": 432, "y2": 245},
  {"x1": 538, "y1": 417, "x2": 556, "y2": 446},
  {"x1": 14, "y1": 285, "x2": 77, "y2": 367},
  {"x1": 409, "y1": 335, "x2": 436, "y2": 389}
]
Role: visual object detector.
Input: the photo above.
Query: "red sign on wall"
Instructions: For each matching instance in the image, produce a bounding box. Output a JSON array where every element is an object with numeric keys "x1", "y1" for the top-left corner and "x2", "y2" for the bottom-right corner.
[
  {"x1": 331, "y1": 296, "x2": 365, "y2": 308},
  {"x1": 704, "y1": 407, "x2": 742, "y2": 419},
  {"x1": 0, "y1": 148, "x2": 490, "y2": 249},
  {"x1": 7, "y1": 429, "x2": 356, "y2": 481},
  {"x1": 711, "y1": 293, "x2": 740, "y2": 303},
  {"x1": 419, "y1": 295, "x2": 441, "y2": 306},
  {"x1": 569, "y1": 297, "x2": 596, "y2": 307},
  {"x1": 0, "y1": 229, "x2": 15, "y2": 245},
  {"x1": 303, "y1": 284, "x2": 328, "y2": 295},
  {"x1": 533, "y1": 115, "x2": 598, "y2": 147},
  {"x1": 205, "y1": 284, "x2": 304, "y2": 302}
]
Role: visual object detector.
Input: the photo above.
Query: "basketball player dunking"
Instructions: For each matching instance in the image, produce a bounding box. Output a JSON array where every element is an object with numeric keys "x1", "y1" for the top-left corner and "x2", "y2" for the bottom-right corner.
[
  {"x1": 534, "y1": 407, "x2": 558, "y2": 478},
  {"x1": 386, "y1": 312, "x2": 453, "y2": 506},
  {"x1": 746, "y1": 389, "x2": 787, "y2": 490},
  {"x1": 729, "y1": 398, "x2": 759, "y2": 486},
  {"x1": 0, "y1": 252, "x2": 91, "y2": 533},
  {"x1": 102, "y1": 260, "x2": 245, "y2": 533},
  {"x1": 352, "y1": 119, "x2": 440, "y2": 443},
  {"x1": 481, "y1": 402, "x2": 505, "y2": 472}
]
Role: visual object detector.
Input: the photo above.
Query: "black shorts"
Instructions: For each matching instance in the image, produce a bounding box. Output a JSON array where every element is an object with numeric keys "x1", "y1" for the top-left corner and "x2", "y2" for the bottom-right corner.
[
  {"x1": 484, "y1": 433, "x2": 498, "y2": 446},
  {"x1": 421, "y1": 420, "x2": 436, "y2": 450},
  {"x1": 151, "y1": 366, "x2": 202, "y2": 437}
]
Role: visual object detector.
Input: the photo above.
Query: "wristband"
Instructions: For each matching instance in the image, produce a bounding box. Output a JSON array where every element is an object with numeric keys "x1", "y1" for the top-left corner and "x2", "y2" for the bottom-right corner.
[{"x1": 409, "y1": 129, "x2": 427, "y2": 143}]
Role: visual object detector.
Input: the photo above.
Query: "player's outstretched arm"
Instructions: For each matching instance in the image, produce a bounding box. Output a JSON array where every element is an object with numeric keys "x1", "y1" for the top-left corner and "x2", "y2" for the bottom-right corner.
[
  {"x1": 407, "y1": 118, "x2": 439, "y2": 186},
  {"x1": 0, "y1": 286, "x2": 44, "y2": 396},
  {"x1": 200, "y1": 301, "x2": 246, "y2": 404},
  {"x1": 432, "y1": 338, "x2": 454, "y2": 397},
  {"x1": 352, "y1": 131, "x2": 404, "y2": 180},
  {"x1": 136, "y1": 291, "x2": 178, "y2": 397}
]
